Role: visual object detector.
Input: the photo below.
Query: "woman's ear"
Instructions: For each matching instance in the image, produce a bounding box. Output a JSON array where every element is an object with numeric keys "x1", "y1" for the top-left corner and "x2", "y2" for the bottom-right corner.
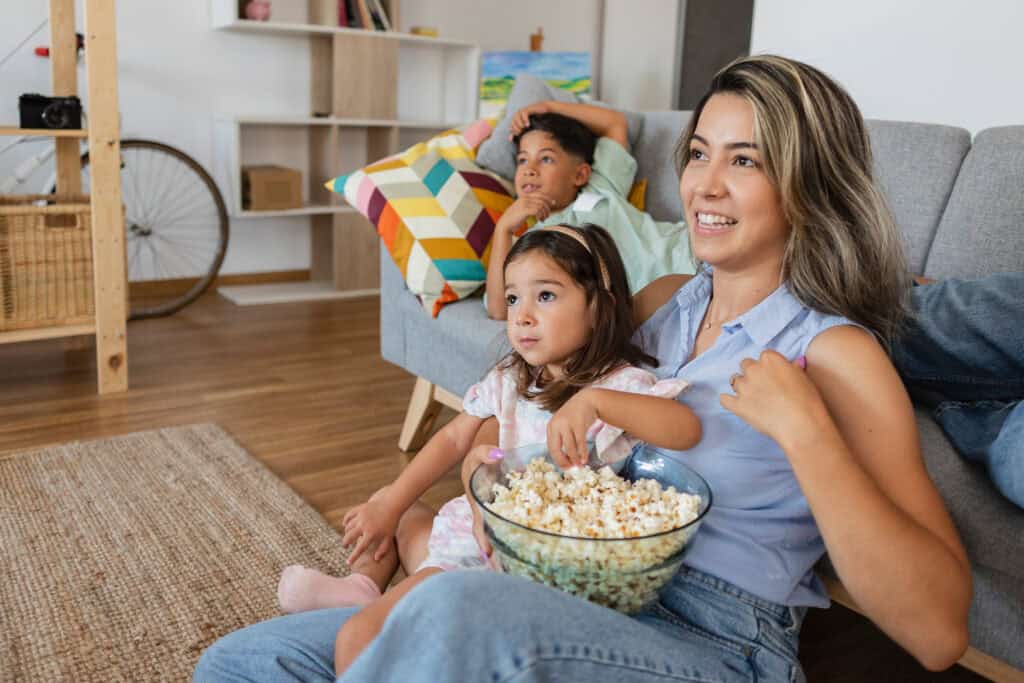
[{"x1": 574, "y1": 162, "x2": 592, "y2": 189}]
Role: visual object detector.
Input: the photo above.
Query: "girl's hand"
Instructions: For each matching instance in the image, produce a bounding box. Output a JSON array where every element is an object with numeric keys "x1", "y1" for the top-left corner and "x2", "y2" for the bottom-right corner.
[
  {"x1": 461, "y1": 445, "x2": 502, "y2": 560},
  {"x1": 341, "y1": 494, "x2": 401, "y2": 566},
  {"x1": 547, "y1": 389, "x2": 599, "y2": 468},
  {"x1": 719, "y1": 352, "x2": 823, "y2": 449},
  {"x1": 509, "y1": 101, "x2": 553, "y2": 137}
]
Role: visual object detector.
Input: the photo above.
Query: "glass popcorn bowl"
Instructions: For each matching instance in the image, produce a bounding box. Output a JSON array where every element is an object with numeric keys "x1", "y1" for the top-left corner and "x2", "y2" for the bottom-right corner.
[{"x1": 469, "y1": 445, "x2": 712, "y2": 614}]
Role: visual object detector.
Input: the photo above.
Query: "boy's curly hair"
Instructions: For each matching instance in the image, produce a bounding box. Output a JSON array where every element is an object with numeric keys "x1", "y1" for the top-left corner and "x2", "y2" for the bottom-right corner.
[
  {"x1": 499, "y1": 223, "x2": 657, "y2": 412},
  {"x1": 512, "y1": 112, "x2": 597, "y2": 165}
]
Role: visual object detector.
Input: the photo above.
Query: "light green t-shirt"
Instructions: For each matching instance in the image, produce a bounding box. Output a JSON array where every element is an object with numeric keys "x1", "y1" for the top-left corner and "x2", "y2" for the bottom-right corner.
[{"x1": 539, "y1": 137, "x2": 695, "y2": 294}]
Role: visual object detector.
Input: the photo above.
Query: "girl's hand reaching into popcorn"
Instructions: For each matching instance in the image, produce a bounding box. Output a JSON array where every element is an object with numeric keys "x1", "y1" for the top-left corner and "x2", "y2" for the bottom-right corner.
[{"x1": 547, "y1": 389, "x2": 599, "y2": 468}]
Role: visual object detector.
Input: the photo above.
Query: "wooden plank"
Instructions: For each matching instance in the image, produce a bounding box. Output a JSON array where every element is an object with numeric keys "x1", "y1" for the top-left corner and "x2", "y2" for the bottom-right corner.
[
  {"x1": 217, "y1": 281, "x2": 378, "y2": 305},
  {"x1": 83, "y1": 0, "x2": 128, "y2": 394},
  {"x1": 50, "y1": 0, "x2": 82, "y2": 195},
  {"x1": 332, "y1": 32, "x2": 398, "y2": 119},
  {"x1": 310, "y1": 36, "x2": 333, "y2": 117},
  {"x1": 0, "y1": 324, "x2": 95, "y2": 346},
  {"x1": 0, "y1": 127, "x2": 88, "y2": 138}
]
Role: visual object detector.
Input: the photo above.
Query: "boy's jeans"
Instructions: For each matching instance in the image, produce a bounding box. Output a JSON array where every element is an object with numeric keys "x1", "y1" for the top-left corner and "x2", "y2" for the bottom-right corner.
[{"x1": 892, "y1": 273, "x2": 1024, "y2": 507}]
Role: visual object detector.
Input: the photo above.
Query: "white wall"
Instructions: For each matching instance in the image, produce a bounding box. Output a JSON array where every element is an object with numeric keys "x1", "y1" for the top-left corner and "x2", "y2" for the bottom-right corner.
[
  {"x1": 600, "y1": 0, "x2": 680, "y2": 111},
  {"x1": 751, "y1": 0, "x2": 1024, "y2": 133}
]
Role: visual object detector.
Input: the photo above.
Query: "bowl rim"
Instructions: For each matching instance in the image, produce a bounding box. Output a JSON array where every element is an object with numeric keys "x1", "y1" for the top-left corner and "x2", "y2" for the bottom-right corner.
[{"x1": 468, "y1": 457, "x2": 713, "y2": 544}]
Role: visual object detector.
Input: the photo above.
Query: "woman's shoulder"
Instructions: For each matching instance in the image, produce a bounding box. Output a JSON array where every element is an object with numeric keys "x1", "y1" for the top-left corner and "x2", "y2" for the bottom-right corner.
[{"x1": 632, "y1": 273, "x2": 695, "y2": 327}]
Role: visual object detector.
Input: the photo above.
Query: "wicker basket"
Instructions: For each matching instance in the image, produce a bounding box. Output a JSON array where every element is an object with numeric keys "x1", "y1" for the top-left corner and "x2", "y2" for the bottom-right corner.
[{"x1": 0, "y1": 194, "x2": 94, "y2": 331}]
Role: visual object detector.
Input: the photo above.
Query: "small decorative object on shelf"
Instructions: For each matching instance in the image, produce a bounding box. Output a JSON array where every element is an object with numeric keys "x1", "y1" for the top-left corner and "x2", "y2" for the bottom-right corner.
[
  {"x1": 410, "y1": 26, "x2": 438, "y2": 37},
  {"x1": 244, "y1": 0, "x2": 271, "y2": 20}
]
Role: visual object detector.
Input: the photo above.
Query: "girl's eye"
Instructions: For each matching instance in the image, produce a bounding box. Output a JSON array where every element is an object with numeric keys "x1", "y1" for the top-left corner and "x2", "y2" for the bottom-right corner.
[
  {"x1": 516, "y1": 157, "x2": 526, "y2": 165},
  {"x1": 689, "y1": 148, "x2": 707, "y2": 161},
  {"x1": 538, "y1": 291, "x2": 555, "y2": 302},
  {"x1": 505, "y1": 293, "x2": 518, "y2": 306}
]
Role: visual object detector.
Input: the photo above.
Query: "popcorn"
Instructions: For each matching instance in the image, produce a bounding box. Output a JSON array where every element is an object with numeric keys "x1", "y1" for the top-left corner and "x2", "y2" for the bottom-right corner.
[{"x1": 481, "y1": 459, "x2": 704, "y2": 613}]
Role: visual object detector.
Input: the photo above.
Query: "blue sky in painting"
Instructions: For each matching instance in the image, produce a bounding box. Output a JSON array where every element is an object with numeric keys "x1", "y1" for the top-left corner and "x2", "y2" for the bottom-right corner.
[{"x1": 481, "y1": 51, "x2": 591, "y2": 80}]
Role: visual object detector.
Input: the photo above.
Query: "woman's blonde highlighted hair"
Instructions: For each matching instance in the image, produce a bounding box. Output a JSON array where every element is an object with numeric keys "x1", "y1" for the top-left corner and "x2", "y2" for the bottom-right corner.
[{"x1": 676, "y1": 54, "x2": 911, "y2": 347}]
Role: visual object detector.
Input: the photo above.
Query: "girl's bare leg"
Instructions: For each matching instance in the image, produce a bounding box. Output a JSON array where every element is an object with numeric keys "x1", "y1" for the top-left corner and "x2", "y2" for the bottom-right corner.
[
  {"x1": 277, "y1": 500, "x2": 436, "y2": 613},
  {"x1": 333, "y1": 567, "x2": 443, "y2": 676}
]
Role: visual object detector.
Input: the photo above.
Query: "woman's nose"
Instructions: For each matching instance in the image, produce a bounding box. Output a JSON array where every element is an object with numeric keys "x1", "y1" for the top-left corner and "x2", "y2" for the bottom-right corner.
[{"x1": 694, "y1": 162, "x2": 725, "y2": 197}]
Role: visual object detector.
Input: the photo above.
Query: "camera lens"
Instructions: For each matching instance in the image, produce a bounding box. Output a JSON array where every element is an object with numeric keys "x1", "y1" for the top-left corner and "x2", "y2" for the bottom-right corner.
[{"x1": 42, "y1": 102, "x2": 71, "y2": 129}]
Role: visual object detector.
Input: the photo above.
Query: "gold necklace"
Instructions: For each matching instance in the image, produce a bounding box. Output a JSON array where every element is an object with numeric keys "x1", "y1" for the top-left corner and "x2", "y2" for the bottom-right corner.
[{"x1": 703, "y1": 298, "x2": 715, "y2": 330}]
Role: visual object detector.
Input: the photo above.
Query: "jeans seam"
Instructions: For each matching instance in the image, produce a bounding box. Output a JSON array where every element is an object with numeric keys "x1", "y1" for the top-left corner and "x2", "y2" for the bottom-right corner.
[
  {"x1": 499, "y1": 650, "x2": 724, "y2": 683},
  {"x1": 650, "y1": 602, "x2": 754, "y2": 660}
]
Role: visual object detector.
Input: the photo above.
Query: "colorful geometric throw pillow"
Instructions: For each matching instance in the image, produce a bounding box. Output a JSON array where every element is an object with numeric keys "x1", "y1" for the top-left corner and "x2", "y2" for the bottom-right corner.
[{"x1": 325, "y1": 119, "x2": 514, "y2": 317}]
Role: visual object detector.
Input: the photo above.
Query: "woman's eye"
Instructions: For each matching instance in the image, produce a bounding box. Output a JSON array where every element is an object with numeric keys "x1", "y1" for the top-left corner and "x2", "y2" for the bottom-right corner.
[
  {"x1": 689, "y1": 148, "x2": 707, "y2": 161},
  {"x1": 734, "y1": 155, "x2": 757, "y2": 168},
  {"x1": 505, "y1": 294, "x2": 518, "y2": 306},
  {"x1": 538, "y1": 291, "x2": 555, "y2": 302}
]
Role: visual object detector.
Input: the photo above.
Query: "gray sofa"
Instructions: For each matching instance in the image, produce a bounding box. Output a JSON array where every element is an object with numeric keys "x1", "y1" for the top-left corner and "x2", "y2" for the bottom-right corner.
[{"x1": 380, "y1": 112, "x2": 1024, "y2": 680}]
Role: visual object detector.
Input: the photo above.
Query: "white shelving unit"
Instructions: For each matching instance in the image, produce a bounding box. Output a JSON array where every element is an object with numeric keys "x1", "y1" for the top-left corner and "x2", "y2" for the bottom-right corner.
[{"x1": 210, "y1": 0, "x2": 480, "y2": 303}]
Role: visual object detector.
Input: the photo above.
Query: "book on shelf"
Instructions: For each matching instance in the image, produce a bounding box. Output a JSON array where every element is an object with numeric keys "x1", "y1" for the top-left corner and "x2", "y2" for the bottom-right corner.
[
  {"x1": 368, "y1": 0, "x2": 392, "y2": 31},
  {"x1": 338, "y1": 0, "x2": 348, "y2": 26},
  {"x1": 355, "y1": 0, "x2": 373, "y2": 31}
]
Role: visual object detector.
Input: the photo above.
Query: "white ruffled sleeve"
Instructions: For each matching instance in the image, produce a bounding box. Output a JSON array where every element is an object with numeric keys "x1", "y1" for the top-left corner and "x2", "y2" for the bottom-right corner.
[
  {"x1": 585, "y1": 366, "x2": 689, "y2": 465},
  {"x1": 462, "y1": 367, "x2": 506, "y2": 419}
]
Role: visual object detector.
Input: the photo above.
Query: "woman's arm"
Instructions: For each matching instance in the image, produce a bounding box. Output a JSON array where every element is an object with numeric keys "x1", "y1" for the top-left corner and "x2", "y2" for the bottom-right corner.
[
  {"x1": 511, "y1": 100, "x2": 629, "y2": 149},
  {"x1": 546, "y1": 389, "x2": 701, "y2": 467},
  {"x1": 632, "y1": 274, "x2": 692, "y2": 327},
  {"x1": 722, "y1": 329, "x2": 970, "y2": 671}
]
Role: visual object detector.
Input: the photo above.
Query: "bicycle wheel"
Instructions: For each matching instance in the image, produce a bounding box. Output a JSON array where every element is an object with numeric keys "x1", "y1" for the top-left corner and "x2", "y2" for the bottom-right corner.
[{"x1": 78, "y1": 139, "x2": 229, "y2": 320}]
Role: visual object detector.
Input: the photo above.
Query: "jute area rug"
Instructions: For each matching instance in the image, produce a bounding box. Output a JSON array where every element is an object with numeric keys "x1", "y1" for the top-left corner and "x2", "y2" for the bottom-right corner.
[{"x1": 1, "y1": 423, "x2": 350, "y2": 682}]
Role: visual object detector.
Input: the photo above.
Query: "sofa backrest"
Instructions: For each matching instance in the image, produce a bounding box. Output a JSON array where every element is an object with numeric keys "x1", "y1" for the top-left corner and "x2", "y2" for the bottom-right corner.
[{"x1": 924, "y1": 125, "x2": 1024, "y2": 279}]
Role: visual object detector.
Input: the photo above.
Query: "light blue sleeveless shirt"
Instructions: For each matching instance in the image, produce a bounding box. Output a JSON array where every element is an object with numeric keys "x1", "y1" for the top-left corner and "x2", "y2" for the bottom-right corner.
[{"x1": 635, "y1": 270, "x2": 861, "y2": 607}]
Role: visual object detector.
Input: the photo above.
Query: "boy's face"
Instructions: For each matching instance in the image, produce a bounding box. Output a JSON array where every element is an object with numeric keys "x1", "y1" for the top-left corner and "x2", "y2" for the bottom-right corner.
[{"x1": 514, "y1": 131, "x2": 592, "y2": 211}]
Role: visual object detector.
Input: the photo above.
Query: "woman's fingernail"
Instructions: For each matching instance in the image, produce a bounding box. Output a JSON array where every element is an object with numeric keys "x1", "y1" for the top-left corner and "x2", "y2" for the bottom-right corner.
[
  {"x1": 486, "y1": 448, "x2": 504, "y2": 462},
  {"x1": 796, "y1": 356, "x2": 807, "y2": 369}
]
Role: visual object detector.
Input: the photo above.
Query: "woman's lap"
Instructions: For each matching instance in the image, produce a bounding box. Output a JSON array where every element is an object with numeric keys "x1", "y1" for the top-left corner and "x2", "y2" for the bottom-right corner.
[{"x1": 195, "y1": 568, "x2": 804, "y2": 683}]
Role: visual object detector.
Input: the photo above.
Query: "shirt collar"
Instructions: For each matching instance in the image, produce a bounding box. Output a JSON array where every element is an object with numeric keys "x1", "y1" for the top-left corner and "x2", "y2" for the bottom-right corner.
[{"x1": 674, "y1": 268, "x2": 807, "y2": 346}]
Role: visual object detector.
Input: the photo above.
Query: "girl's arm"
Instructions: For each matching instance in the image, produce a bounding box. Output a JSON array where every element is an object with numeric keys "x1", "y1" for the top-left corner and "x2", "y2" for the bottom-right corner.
[
  {"x1": 510, "y1": 100, "x2": 629, "y2": 149},
  {"x1": 721, "y1": 329, "x2": 971, "y2": 671},
  {"x1": 343, "y1": 411, "x2": 484, "y2": 563},
  {"x1": 546, "y1": 389, "x2": 701, "y2": 467}
]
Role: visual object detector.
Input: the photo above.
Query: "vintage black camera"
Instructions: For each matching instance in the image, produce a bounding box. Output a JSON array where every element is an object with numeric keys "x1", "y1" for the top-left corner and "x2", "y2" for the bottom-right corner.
[{"x1": 19, "y1": 93, "x2": 83, "y2": 130}]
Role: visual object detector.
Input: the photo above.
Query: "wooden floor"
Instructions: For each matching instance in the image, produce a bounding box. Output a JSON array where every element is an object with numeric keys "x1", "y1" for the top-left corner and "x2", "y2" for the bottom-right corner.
[{"x1": 0, "y1": 292, "x2": 987, "y2": 682}]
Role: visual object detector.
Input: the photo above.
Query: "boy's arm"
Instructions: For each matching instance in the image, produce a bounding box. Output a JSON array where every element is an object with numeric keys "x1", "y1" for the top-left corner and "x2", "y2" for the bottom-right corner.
[
  {"x1": 511, "y1": 100, "x2": 629, "y2": 150},
  {"x1": 486, "y1": 227, "x2": 513, "y2": 320}
]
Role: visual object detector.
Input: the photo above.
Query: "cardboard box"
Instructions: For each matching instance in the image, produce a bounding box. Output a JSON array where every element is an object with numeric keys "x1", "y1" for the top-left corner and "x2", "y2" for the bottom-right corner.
[{"x1": 242, "y1": 165, "x2": 303, "y2": 211}]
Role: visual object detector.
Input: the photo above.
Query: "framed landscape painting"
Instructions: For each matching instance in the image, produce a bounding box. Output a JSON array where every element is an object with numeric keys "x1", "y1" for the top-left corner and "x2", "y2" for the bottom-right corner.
[{"x1": 480, "y1": 51, "x2": 592, "y2": 118}]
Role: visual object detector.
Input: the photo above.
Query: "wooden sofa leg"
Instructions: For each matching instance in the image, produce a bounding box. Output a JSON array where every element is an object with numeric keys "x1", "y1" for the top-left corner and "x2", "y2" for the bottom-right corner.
[{"x1": 398, "y1": 378, "x2": 444, "y2": 452}]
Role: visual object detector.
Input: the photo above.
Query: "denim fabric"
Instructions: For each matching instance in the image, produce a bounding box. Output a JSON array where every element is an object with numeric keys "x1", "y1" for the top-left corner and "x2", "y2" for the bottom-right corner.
[
  {"x1": 194, "y1": 568, "x2": 805, "y2": 683},
  {"x1": 893, "y1": 273, "x2": 1024, "y2": 507}
]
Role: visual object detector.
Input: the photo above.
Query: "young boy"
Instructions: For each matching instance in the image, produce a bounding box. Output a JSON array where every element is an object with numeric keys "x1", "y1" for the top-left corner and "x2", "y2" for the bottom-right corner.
[{"x1": 484, "y1": 101, "x2": 695, "y2": 320}]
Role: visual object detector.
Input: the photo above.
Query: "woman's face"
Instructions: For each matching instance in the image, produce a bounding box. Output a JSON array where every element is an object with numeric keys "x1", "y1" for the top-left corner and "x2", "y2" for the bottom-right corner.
[{"x1": 679, "y1": 93, "x2": 790, "y2": 274}]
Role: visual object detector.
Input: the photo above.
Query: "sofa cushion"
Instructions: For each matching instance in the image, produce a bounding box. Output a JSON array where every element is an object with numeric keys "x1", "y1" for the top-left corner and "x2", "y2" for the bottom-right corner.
[
  {"x1": 924, "y1": 125, "x2": 1024, "y2": 279},
  {"x1": 476, "y1": 73, "x2": 644, "y2": 182},
  {"x1": 917, "y1": 409, "x2": 1024, "y2": 578},
  {"x1": 328, "y1": 120, "x2": 514, "y2": 317},
  {"x1": 633, "y1": 111, "x2": 692, "y2": 223},
  {"x1": 864, "y1": 120, "x2": 970, "y2": 275}
]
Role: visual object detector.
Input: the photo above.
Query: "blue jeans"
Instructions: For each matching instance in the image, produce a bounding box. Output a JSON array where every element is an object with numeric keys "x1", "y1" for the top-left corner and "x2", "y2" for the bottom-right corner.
[
  {"x1": 892, "y1": 272, "x2": 1024, "y2": 507},
  {"x1": 194, "y1": 568, "x2": 806, "y2": 682}
]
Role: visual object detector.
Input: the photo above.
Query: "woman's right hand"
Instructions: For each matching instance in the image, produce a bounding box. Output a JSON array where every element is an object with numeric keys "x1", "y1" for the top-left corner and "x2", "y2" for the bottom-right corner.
[{"x1": 341, "y1": 493, "x2": 402, "y2": 565}]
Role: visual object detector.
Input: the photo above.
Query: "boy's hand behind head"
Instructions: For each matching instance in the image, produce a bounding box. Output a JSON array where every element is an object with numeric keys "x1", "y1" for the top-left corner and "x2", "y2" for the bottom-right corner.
[{"x1": 509, "y1": 101, "x2": 554, "y2": 139}]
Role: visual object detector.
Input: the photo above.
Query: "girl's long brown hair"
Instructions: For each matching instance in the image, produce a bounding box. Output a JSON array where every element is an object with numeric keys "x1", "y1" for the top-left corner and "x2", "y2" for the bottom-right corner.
[{"x1": 499, "y1": 224, "x2": 657, "y2": 412}]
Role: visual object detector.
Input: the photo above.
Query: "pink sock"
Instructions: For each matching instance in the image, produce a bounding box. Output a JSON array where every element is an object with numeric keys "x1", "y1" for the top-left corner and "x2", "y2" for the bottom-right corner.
[{"x1": 277, "y1": 565, "x2": 382, "y2": 614}]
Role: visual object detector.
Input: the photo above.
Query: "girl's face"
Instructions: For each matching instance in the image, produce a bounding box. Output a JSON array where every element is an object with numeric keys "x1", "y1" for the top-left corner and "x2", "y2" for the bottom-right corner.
[
  {"x1": 514, "y1": 131, "x2": 591, "y2": 210},
  {"x1": 504, "y1": 250, "x2": 592, "y2": 379},
  {"x1": 679, "y1": 93, "x2": 790, "y2": 274}
]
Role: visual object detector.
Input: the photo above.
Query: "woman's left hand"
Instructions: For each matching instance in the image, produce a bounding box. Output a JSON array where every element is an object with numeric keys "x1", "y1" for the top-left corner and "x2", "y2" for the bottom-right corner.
[
  {"x1": 547, "y1": 389, "x2": 598, "y2": 468},
  {"x1": 720, "y1": 351, "x2": 825, "y2": 449}
]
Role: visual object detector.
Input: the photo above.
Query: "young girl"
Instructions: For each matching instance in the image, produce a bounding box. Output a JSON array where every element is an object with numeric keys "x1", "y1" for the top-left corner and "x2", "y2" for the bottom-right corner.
[{"x1": 278, "y1": 223, "x2": 702, "y2": 674}]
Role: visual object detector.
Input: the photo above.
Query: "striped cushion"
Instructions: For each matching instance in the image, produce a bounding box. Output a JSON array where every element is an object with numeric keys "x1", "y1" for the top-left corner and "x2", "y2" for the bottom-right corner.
[{"x1": 326, "y1": 119, "x2": 514, "y2": 317}]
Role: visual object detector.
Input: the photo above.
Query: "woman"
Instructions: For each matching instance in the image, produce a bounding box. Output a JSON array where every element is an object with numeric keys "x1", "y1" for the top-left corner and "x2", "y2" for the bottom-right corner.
[{"x1": 195, "y1": 55, "x2": 970, "y2": 682}]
